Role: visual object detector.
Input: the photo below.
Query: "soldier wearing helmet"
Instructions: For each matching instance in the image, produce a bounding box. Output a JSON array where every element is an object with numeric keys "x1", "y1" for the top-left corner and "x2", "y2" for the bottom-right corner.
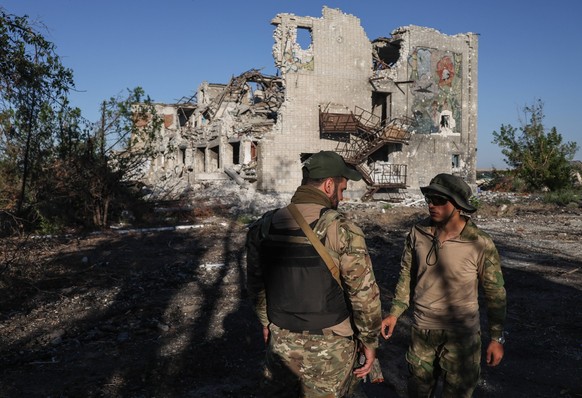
[{"x1": 381, "y1": 173, "x2": 507, "y2": 398}]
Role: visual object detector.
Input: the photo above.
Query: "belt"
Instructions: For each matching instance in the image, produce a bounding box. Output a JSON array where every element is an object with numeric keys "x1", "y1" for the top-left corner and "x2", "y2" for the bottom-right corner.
[
  {"x1": 287, "y1": 329, "x2": 353, "y2": 340},
  {"x1": 288, "y1": 329, "x2": 325, "y2": 335}
]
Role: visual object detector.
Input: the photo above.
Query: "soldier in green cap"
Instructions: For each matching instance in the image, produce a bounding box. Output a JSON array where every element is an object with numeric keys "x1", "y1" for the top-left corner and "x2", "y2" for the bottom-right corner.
[
  {"x1": 381, "y1": 173, "x2": 507, "y2": 398},
  {"x1": 246, "y1": 151, "x2": 382, "y2": 397}
]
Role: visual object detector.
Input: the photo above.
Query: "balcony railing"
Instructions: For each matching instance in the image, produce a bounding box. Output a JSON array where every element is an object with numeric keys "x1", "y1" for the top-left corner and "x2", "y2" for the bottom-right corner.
[{"x1": 319, "y1": 106, "x2": 414, "y2": 201}]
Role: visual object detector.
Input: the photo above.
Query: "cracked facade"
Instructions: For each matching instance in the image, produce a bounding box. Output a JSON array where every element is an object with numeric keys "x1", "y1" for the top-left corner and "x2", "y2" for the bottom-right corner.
[{"x1": 139, "y1": 7, "x2": 479, "y2": 200}]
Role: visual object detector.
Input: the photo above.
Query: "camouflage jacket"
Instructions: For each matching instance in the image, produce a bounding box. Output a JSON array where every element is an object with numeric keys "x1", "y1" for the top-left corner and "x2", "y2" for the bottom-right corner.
[
  {"x1": 389, "y1": 216, "x2": 507, "y2": 340},
  {"x1": 246, "y1": 203, "x2": 382, "y2": 349}
]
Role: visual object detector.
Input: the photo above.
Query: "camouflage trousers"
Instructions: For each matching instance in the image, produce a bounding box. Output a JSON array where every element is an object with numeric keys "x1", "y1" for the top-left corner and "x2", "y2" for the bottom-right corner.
[
  {"x1": 406, "y1": 327, "x2": 481, "y2": 398},
  {"x1": 261, "y1": 323, "x2": 358, "y2": 398}
]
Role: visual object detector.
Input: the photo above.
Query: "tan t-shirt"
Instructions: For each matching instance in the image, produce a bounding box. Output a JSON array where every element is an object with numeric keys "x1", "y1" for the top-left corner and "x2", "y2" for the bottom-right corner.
[{"x1": 411, "y1": 226, "x2": 483, "y2": 332}]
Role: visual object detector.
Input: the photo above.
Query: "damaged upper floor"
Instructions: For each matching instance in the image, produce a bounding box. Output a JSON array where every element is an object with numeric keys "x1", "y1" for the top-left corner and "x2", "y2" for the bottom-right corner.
[{"x1": 135, "y1": 7, "x2": 479, "y2": 198}]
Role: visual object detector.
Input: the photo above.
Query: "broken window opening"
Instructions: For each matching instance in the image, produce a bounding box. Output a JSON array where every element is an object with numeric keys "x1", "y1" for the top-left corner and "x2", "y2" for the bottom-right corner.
[
  {"x1": 452, "y1": 154, "x2": 460, "y2": 169},
  {"x1": 250, "y1": 142, "x2": 257, "y2": 162},
  {"x1": 372, "y1": 92, "x2": 391, "y2": 126},
  {"x1": 266, "y1": 112, "x2": 278, "y2": 122},
  {"x1": 368, "y1": 145, "x2": 389, "y2": 162},
  {"x1": 178, "y1": 107, "x2": 196, "y2": 127},
  {"x1": 372, "y1": 38, "x2": 402, "y2": 70},
  {"x1": 208, "y1": 146, "x2": 220, "y2": 172},
  {"x1": 202, "y1": 110, "x2": 212, "y2": 124},
  {"x1": 231, "y1": 142, "x2": 240, "y2": 165},
  {"x1": 180, "y1": 147, "x2": 186, "y2": 165},
  {"x1": 296, "y1": 27, "x2": 312, "y2": 50},
  {"x1": 247, "y1": 82, "x2": 262, "y2": 104}
]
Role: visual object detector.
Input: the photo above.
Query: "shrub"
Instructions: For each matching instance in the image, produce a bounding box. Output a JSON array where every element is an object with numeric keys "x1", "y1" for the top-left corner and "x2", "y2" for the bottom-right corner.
[{"x1": 542, "y1": 189, "x2": 582, "y2": 206}]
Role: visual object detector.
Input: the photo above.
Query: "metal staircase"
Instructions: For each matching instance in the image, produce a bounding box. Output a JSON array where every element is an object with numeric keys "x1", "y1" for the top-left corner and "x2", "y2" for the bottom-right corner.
[{"x1": 319, "y1": 106, "x2": 414, "y2": 201}]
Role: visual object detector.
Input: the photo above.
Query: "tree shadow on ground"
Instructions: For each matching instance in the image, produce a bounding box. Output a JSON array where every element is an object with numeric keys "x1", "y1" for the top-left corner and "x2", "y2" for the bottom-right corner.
[
  {"x1": 364, "y1": 217, "x2": 582, "y2": 398},
  {"x1": 0, "y1": 220, "x2": 264, "y2": 397},
  {"x1": 1, "y1": 209, "x2": 581, "y2": 398}
]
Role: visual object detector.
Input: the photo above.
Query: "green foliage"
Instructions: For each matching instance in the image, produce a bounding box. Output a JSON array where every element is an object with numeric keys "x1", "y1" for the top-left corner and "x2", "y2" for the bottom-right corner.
[
  {"x1": 0, "y1": 9, "x2": 76, "y2": 214},
  {"x1": 492, "y1": 197, "x2": 512, "y2": 206},
  {"x1": 236, "y1": 214, "x2": 255, "y2": 225},
  {"x1": 542, "y1": 189, "x2": 581, "y2": 206},
  {"x1": 507, "y1": 176, "x2": 527, "y2": 193},
  {"x1": 36, "y1": 88, "x2": 162, "y2": 229},
  {"x1": 468, "y1": 195, "x2": 481, "y2": 210},
  {"x1": 0, "y1": 9, "x2": 163, "y2": 234},
  {"x1": 492, "y1": 100, "x2": 579, "y2": 192},
  {"x1": 85, "y1": 88, "x2": 162, "y2": 227},
  {"x1": 38, "y1": 214, "x2": 65, "y2": 236}
]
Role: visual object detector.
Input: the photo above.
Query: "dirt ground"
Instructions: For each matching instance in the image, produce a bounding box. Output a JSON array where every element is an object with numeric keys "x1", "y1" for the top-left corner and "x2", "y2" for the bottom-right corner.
[{"x1": 1, "y1": 186, "x2": 581, "y2": 398}]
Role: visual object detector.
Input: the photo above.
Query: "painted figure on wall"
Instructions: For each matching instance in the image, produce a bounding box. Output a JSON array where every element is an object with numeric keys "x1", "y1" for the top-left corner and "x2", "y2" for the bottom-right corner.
[
  {"x1": 409, "y1": 48, "x2": 462, "y2": 134},
  {"x1": 437, "y1": 56, "x2": 454, "y2": 87}
]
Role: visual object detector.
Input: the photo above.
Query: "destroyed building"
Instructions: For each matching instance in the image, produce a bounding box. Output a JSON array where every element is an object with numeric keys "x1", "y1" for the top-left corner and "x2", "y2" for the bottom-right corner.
[{"x1": 140, "y1": 7, "x2": 479, "y2": 200}]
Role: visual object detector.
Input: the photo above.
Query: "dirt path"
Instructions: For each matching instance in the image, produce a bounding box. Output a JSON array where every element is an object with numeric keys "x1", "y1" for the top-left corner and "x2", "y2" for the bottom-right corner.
[{"x1": 1, "y1": 199, "x2": 581, "y2": 397}]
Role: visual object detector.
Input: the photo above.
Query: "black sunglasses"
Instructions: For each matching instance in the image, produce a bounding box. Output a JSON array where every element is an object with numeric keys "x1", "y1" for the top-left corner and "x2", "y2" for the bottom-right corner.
[{"x1": 425, "y1": 195, "x2": 449, "y2": 206}]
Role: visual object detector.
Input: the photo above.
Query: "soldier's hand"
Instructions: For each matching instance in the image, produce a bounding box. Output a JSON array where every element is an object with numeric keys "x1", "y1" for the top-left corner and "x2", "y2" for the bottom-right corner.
[
  {"x1": 486, "y1": 340, "x2": 504, "y2": 366},
  {"x1": 381, "y1": 315, "x2": 398, "y2": 339},
  {"x1": 262, "y1": 326, "x2": 270, "y2": 344},
  {"x1": 353, "y1": 346, "x2": 376, "y2": 379}
]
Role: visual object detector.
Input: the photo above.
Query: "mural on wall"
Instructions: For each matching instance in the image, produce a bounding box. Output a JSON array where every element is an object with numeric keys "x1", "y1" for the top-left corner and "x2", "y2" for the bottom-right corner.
[{"x1": 408, "y1": 47, "x2": 462, "y2": 134}]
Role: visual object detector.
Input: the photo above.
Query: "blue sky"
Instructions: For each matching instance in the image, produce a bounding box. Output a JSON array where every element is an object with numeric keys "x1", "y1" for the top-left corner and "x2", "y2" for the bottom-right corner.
[{"x1": 3, "y1": 0, "x2": 581, "y2": 168}]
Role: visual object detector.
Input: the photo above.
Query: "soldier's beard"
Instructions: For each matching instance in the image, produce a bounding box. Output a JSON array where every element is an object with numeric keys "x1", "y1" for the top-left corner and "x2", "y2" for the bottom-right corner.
[{"x1": 330, "y1": 188, "x2": 339, "y2": 209}]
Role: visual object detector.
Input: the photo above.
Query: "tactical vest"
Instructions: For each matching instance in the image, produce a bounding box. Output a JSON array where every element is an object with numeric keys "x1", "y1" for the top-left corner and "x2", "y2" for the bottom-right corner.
[{"x1": 259, "y1": 208, "x2": 350, "y2": 331}]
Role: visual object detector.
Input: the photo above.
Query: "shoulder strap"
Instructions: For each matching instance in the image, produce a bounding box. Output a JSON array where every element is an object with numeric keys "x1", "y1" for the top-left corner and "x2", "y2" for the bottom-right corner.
[
  {"x1": 257, "y1": 209, "x2": 278, "y2": 239},
  {"x1": 287, "y1": 203, "x2": 342, "y2": 289}
]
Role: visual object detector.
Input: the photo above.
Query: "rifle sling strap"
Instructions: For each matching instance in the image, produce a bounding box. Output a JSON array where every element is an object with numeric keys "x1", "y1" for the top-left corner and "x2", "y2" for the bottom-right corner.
[{"x1": 287, "y1": 203, "x2": 342, "y2": 289}]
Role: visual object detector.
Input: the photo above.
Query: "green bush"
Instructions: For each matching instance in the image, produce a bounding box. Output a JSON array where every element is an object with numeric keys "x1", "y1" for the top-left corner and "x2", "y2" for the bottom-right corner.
[
  {"x1": 542, "y1": 189, "x2": 582, "y2": 206},
  {"x1": 492, "y1": 197, "x2": 512, "y2": 206},
  {"x1": 236, "y1": 214, "x2": 256, "y2": 225},
  {"x1": 469, "y1": 195, "x2": 482, "y2": 210},
  {"x1": 38, "y1": 214, "x2": 66, "y2": 236},
  {"x1": 492, "y1": 100, "x2": 578, "y2": 192}
]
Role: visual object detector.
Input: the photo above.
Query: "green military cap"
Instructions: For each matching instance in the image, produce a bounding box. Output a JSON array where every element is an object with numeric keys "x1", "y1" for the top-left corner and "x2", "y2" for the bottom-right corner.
[
  {"x1": 421, "y1": 173, "x2": 477, "y2": 213},
  {"x1": 303, "y1": 151, "x2": 362, "y2": 181}
]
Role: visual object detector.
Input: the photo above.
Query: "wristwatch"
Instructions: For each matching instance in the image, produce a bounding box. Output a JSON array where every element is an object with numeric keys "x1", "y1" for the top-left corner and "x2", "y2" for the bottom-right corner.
[{"x1": 492, "y1": 334, "x2": 506, "y2": 345}]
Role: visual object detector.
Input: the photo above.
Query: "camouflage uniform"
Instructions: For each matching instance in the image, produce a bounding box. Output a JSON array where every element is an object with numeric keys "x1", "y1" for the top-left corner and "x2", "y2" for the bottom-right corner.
[
  {"x1": 389, "y1": 217, "x2": 506, "y2": 398},
  {"x1": 247, "y1": 202, "x2": 382, "y2": 397}
]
